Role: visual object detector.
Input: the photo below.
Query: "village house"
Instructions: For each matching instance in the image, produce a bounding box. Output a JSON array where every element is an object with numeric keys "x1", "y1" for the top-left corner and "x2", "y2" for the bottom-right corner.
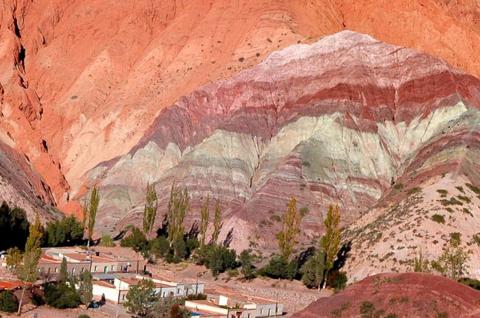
[
  {"x1": 36, "y1": 247, "x2": 146, "y2": 278},
  {"x1": 184, "y1": 288, "x2": 283, "y2": 318},
  {"x1": 92, "y1": 275, "x2": 205, "y2": 304}
]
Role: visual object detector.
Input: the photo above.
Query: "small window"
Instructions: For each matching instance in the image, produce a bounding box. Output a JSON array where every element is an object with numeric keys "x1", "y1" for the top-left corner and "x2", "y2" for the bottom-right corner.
[{"x1": 55, "y1": 267, "x2": 58, "y2": 273}]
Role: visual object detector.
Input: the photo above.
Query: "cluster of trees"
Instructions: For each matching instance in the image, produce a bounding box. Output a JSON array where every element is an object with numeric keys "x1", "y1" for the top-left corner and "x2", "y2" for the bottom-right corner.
[
  {"x1": 252, "y1": 199, "x2": 347, "y2": 290},
  {"x1": 119, "y1": 183, "x2": 348, "y2": 288},
  {"x1": 0, "y1": 185, "x2": 101, "y2": 253},
  {"x1": 121, "y1": 183, "x2": 240, "y2": 277},
  {"x1": 44, "y1": 258, "x2": 92, "y2": 309}
]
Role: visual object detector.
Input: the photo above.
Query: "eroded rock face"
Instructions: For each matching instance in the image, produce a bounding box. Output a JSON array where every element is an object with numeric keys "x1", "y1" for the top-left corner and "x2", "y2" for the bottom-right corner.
[
  {"x1": 292, "y1": 273, "x2": 480, "y2": 318},
  {"x1": 86, "y1": 31, "x2": 480, "y2": 255},
  {"x1": 2, "y1": 0, "x2": 480, "y2": 220},
  {"x1": 0, "y1": 139, "x2": 60, "y2": 222}
]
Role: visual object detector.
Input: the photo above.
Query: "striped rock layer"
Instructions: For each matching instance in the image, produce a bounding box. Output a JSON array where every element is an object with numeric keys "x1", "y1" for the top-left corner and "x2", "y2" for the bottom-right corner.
[{"x1": 86, "y1": 31, "x2": 480, "y2": 251}]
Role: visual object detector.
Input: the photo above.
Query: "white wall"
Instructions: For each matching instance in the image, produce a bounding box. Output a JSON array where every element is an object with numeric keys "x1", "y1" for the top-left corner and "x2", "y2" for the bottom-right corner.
[{"x1": 92, "y1": 283, "x2": 120, "y2": 303}]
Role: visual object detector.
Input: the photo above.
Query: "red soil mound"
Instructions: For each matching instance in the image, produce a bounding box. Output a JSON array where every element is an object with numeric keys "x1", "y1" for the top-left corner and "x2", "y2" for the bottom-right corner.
[{"x1": 293, "y1": 272, "x2": 480, "y2": 318}]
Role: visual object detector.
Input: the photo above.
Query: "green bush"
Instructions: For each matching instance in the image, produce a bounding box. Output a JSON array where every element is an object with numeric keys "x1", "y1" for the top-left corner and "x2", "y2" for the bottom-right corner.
[
  {"x1": 327, "y1": 271, "x2": 348, "y2": 291},
  {"x1": 259, "y1": 255, "x2": 297, "y2": 280},
  {"x1": 0, "y1": 291, "x2": 18, "y2": 313},
  {"x1": 78, "y1": 315, "x2": 91, "y2": 318},
  {"x1": 121, "y1": 227, "x2": 148, "y2": 253},
  {"x1": 149, "y1": 236, "x2": 170, "y2": 258},
  {"x1": 431, "y1": 214, "x2": 445, "y2": 224},
  {"x1": 458, "y1": 277, "x2": 480, "y2": 290},
  {"x1": 45, "y1": 282, "x2": 81, "y2": 309},
  {"x1": 195, "y1": 244, "x2": 237, "y2": 276}
]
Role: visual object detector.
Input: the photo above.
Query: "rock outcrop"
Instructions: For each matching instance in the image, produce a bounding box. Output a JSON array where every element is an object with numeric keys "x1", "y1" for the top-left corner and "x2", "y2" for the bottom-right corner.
[
  {"x1": 292, "y1": 272, "x2": 480, "y2": 318},
  {"x1": 86, "y1": 31, "x2": 480, "y2": 256}
]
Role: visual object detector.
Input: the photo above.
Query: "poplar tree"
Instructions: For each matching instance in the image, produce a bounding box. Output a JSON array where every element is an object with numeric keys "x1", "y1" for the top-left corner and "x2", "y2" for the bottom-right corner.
[
  {"x1": 276, "y1": 197, "x2": 302, "y2": 260},
  {"x1": 199, "y1": 196, "x2": 210, "y2": 247},
  {"x1": 211, "y1": 199, "x2": 222, "y2": 244},
  {"x1": 143, "y1": 182, "x2": 158, "y2": 236},
  {"x1": 167, "y1": 183, "x2": 189, "y2": 257},
  {"x1": 320, "y1": 205, "x2": 341, "y2": 289},
  {"x1": 83, "y1": 186, "x2": 100, "y2": 249},
  {"x1": 17, "y1": 215, "x2": 42, "y2": 315}
]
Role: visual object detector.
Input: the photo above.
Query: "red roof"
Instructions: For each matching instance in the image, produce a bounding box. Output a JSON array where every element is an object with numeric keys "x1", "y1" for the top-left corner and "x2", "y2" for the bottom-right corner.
[{"x1": 0, "y1": 280, "x2": 29, "y2": 290}]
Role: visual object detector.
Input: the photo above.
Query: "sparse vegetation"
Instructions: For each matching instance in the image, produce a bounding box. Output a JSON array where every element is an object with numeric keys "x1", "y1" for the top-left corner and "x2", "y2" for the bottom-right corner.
[
  {"x1": 437, "y1": 189, "x2": 448, "y2": 197},
  {"x1": 472, "y1": 233, "x2": 480, "y2": 246},
  {"x1": 431, "y1": 214, "x2": 445, "y2": 224}
]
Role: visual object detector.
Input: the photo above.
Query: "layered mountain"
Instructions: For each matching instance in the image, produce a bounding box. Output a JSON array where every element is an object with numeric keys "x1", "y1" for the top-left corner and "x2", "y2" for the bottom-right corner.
[
  {"x1": 1, "y1": 0, "x2": 480, "y2": 282},
  {"x1": 1, "y1": 0, "x2": 480, "y2": 219},
  {"x1": 83, "y1": 30, "x2": 480, "y2": 262}
]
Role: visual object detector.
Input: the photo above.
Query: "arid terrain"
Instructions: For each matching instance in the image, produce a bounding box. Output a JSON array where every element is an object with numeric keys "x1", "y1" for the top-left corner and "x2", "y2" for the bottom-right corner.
[{"x1": 1, "y1": 1, "x2": 480, "y2": 317}]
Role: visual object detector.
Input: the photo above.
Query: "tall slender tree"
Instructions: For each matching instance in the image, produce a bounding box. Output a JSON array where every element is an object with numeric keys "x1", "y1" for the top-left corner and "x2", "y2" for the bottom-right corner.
[
  {"x1": 276, "y1": 197, "x2": 302, "y2": 260},
  {"x1": 78, "y1": 271, "x2": 93, "y2": 306},
  {"x1": 143, "y1": 182, "x2": 158, "y2": 236},
  {"x1": 83, "y1": 186, "x2": 100, "y2": 249},
  {"x1": 211, "y1": 200, "x2": 222, "y2": 244},
  {"x1": 320, "y1": 205, "x2": 341, "y2": 289},
  {"x1": 167, "y1": 183, "x2": 189, "y2": 257},
  {"x1": 199, "y1": 195, "x2": 210, "y2": 247},
  {"x1": 17, "y1": 214, "x2": 42, "y2": 315}
]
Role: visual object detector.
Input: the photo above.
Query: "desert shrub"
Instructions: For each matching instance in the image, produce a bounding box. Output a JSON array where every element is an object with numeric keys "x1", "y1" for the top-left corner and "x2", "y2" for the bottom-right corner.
[
  {"x1": 457, "y1": 195, "x2": 471, "y2": 203},
  {"x1": 465, "y1": 183, "x2": 480, "y2": 195},
  {"x1": 408, "y1": 187, "x2": 422, "y2": 195},
  {"x1": 270, "y1": 214, "x2": 282, "y2": 223},
  {"x1": 431, "y1": 214, "x2": 445, "y2": 224},
  {"x1": 450, "y1": 232, "x2": 461, "y2": 245},
  {"x1": 0, "y1": 291, "x2": 18, "y2": 313},
  {"x1": 78, "y1": 315, "x2": 91, "y2": 318},
  {"x1": 227, "y1": 269, "x2": 239, "y2": 278},
  {"x1": 360, "y1": 301, "x2": 375, "y2": 318},
  {"x1": 327, "y1": 271, "x2": 348, "y2": 291},
  {"x1": 472, "y1": 233, "x2": 480, "y2": 246},
  {"x1": 393, "y1": 183, "x2": 404, "y2": 191},
  {"x1": 437, "y1": 189, "x2": 448, "y2": 197}
]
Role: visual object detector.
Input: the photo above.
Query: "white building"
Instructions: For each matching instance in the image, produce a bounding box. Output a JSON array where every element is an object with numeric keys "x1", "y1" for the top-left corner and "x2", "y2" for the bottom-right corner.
[{"x1": 92, "y1": 275, "x2": 205, "y2": 304}]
